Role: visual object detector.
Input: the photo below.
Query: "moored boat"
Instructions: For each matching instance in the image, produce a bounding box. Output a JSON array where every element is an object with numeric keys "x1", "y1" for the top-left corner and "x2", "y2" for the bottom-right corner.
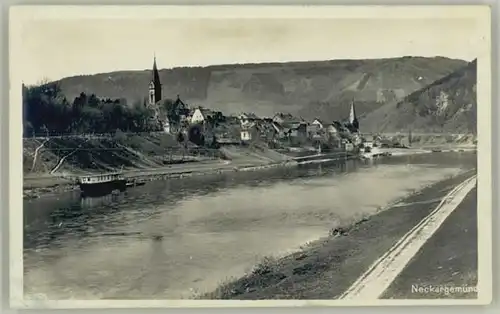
[{"x1": 78, "y1": 172, "x2": 127, "y2": 197}]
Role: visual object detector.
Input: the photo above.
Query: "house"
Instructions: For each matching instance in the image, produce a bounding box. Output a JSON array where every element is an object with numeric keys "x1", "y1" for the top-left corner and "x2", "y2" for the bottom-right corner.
[
  {"x1": 179, "y1": 110, "x2": 191, "y2": 126},
  {"x1": 379, "y1": 137, "x2": 393, "y2": 148},
  {"x1": 364, "y1": 141, "x2": 374, "y2": 149},
  {"x1": 226, "y1": 115, "x2": 241, "y2": 125},
  {"x1": 213, "y1": 115, "x2": 243, "y2": 142},
  {"x1": 241, "y1": 129, "x2": 252, "y2": 142},
  {"x1": 307, "y1": 123, "x2": 318, "y2": 133},
  {"x1": 166, "y1": 95, "x2": 191, "y2": 127},
  {"x1": 288, "y1": 122, "x2": 308, "y2": 139},
  {"x1": 241, "y1": 130, "x2": 252, "y2": 142},
  {"x1": 256, "y1": 119, "x2": 279, "y2": 142},
  {"x1": 191, "y1": 107, "x2": 213, "y2": 124},
  {"x1": 162, "y1": 120, "x2": 171, "y2": 133},
  {"x1": 328, "y1": 133, "x2": 342, "y2": 148},
  {"x1": 340, "y1": 138, "x2": 354, "y2": 151},
  {"x1": 239, "y1": 113, "x2": 260, "y2": 127},
  {"x1": 361, "y1": 135, "x2": 383, "y2": 148},
  {"x1": 271, "y1": 121, "x2": 287, "y2": 139},
  {"x1": 272, "y1": 113, "x2": 298, "y2": 124},
  {"x1": 351, "y1": 133, "x2": 363, "y2": 146},
  {"x1": 326, "y1": 123, "x2": 338, "y2": 134},
  {"x1": 311, "y1": 118, "x2": 325, "y2": 129},
  {"x1": 240, "y1": 124, "x2": 260, "y2": 143}
]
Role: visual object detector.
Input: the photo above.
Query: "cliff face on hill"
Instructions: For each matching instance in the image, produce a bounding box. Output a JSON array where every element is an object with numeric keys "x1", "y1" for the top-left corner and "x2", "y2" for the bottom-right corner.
[
  {"x1": 55, "y1": 57, "x2": 466, "y2": 121},
  {"x1": 361, "y1": 59, "x2": 477, "y2": 134}
]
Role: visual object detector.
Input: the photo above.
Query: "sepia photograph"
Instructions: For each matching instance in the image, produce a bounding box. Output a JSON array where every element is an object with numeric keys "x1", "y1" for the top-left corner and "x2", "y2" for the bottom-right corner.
[{"x1": 9, "y1": 5, "x2": 492, "y2": 308}]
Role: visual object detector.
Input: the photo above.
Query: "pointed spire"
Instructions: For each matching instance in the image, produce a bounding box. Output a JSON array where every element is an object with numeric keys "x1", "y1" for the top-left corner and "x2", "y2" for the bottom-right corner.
[
  {"x1": 349, "y1": 99, "x2": 356, "y2": 123},
  {"x1": 149, "y1": 54, "x2": 162, "y2": 104},
  {"x1": 151, "y1": 55, "x2": 161, "y2": 86},
  {"x1": 349, "y1": 98, "x2": 359, "y2": 132}
]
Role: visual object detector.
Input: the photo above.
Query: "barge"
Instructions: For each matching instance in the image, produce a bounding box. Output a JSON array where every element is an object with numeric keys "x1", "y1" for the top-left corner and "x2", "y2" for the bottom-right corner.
[{"x1": 77, "y1": 172, "x2": 127, "y2": 197}]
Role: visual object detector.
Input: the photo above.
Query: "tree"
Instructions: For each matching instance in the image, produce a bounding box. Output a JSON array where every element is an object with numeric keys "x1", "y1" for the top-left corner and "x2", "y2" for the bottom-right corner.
[
  {"x1": 22, "y1": 82, "x2": 172, "y2": 136},
  {"x1": 188, "y1": 125, "x2": 205, "y2": 146},
  {"x1": 160, "y1": 98, "x2": 180, "y2": 126},
  {"x1": 210, "y1": 111, "x2": 226, "y2": 127},
  {"x1": 40, "y1": 125, "x2": 49, "y2": 137},
  {"x1": 177, "y1": 132, "x2": 185, "y2": 144}
]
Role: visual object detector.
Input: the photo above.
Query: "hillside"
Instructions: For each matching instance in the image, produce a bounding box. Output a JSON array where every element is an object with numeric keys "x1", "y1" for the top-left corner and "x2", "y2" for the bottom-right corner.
[
  {"x1": 23, "y1": 133, "x2": 221, "y2": 177},
  {"x1": 55, "y1": 57, "x2": 467, "y2": 120},
  {"x1": 361, "y1": 59, "x2": 477, "y2": 134}
]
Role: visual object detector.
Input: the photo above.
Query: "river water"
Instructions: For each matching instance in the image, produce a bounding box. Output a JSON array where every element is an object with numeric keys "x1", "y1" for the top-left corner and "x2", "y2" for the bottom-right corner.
[{"x1": 23, "y1": 152, "x2": 476, "y2": 300}]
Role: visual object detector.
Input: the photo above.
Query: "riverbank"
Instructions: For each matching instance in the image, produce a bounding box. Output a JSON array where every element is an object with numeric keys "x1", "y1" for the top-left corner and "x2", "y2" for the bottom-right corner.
[
  {"x1": 23, "y1": 146, "x2": 475, "y2": 200},
  {"x1": 23, "y1": 148, "x2": 358, "y2": 199},
  {"x1": 202, "y1": 168, "x2": 476, "y2": 299},
  {"x1": 23, "y1": 159, "x2": 300, "y2": 200}
]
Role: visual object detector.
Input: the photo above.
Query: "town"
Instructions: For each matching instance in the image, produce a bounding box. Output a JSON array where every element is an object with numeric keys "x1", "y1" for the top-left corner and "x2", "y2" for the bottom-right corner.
[{"x1": 137, "y1": 57, "x2": 402, "y2": 155}]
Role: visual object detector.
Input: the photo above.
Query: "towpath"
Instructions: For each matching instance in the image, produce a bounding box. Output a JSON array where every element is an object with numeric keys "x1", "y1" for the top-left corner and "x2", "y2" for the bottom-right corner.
[{"x1": 209, "y1": 169, "x2": 479, "y2": 300}]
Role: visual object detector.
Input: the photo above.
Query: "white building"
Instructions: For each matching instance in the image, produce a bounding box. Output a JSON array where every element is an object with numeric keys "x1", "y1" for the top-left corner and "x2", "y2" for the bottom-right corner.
[
  {"x1": 191, "y1": 108, "x2": 211, "y2": 124},
  {"x1": 241, "y1": 130, "x2": 252, "y2": 142},
  {"x1": 311, "y1": 119, "x2": 324, "y2": 129}
]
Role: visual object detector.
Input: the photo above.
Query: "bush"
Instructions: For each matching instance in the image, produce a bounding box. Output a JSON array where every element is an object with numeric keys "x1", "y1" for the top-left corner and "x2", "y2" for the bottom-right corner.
[{"x1": 113, "y1": 128, "x2": 127, "y2": 144}]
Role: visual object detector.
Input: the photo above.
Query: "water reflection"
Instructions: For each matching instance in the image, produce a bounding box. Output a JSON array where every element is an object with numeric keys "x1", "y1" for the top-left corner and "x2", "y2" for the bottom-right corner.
[
  {"x1": 24, "y1": 153, "x2": 475, "y2": 252},
  {"x1": 80, "y1": 193, "x2": 124, "y2": 209}
]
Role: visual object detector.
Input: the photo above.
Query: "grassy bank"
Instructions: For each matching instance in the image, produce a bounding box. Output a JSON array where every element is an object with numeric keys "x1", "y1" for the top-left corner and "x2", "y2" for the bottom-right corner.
[{"x1": 23, "y1": 133, "x2": 220, "y2": 175}]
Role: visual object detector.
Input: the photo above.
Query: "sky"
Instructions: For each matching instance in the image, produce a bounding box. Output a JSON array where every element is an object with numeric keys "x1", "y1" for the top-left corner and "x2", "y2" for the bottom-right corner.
[{"x1": 11, "y1": 6, "x2": 487, "y2": 85}]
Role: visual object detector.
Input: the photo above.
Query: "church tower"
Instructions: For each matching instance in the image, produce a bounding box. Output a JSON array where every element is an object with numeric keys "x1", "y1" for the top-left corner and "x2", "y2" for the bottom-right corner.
[
  {"x1": 349, "y1": 99, "x2": 359, "y2": 132},
  {"x1": 148, "y1": 55, "x2": 162, "y2": 106}
]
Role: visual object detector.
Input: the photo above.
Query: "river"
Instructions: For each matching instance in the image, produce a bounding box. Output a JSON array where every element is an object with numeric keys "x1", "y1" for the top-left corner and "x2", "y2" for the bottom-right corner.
[{"x1": 23, "y1": 152, "x2": 476, "y2": 300}]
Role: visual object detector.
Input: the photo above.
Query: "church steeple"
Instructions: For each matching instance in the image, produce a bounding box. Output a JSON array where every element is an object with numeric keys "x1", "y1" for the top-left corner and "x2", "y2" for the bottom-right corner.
[
  {"x1": 349, "y1": 99, "x2": 359, "y2": 132},
  {"x1": 148, "y1": 54, "x2": 162, "y2": 106}
]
